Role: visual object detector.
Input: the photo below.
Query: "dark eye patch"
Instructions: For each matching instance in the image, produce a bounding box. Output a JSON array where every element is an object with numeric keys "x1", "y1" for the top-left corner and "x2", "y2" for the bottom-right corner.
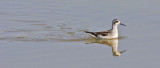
[
  {"x1": 115, "y1": 21, "x2": 118, "y2": 23},
  {"x1": 114, "y1": 21, "x2": 119, "y2": 24}
]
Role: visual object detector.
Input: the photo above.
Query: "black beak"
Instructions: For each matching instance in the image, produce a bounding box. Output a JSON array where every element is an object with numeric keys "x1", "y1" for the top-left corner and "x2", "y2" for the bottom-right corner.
[{"x1": 120, "y1": 23, "x2": 126, "y2": 26}]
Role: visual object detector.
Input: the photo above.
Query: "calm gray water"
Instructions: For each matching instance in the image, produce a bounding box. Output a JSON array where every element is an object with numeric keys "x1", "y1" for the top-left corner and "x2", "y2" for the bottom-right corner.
[{"x1": 0, "y1": 0, "x2": 160, "y2": 68}]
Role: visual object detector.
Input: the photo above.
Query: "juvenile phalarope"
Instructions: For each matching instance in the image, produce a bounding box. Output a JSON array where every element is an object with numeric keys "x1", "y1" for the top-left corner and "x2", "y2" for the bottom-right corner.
[{"x1": 85, "y1": 19, "x2": 126, "y2": 39}]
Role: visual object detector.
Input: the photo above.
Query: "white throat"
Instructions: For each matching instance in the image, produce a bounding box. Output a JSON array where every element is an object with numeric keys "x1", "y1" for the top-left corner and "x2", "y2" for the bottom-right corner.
[{"x1": 111, "y1": 24, "x2": 118, "y2": 37}]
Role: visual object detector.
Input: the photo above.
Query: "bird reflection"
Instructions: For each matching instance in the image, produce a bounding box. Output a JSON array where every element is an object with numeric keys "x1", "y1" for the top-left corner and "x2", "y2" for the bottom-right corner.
[{"x1": 85, "y1": 38, "x2": 126, "y2": 57}]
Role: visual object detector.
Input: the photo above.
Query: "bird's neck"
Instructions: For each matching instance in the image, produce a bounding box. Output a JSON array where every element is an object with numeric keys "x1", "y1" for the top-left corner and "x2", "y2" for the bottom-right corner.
[{"x1": 111, "y1": 25, "x2": 118, "y2": 33}]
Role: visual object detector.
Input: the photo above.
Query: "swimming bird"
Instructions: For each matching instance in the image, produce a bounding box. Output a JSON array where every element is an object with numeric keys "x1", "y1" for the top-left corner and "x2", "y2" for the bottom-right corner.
[{"x1": 85, "y1": 19, "x2": 126, "y2": 39}]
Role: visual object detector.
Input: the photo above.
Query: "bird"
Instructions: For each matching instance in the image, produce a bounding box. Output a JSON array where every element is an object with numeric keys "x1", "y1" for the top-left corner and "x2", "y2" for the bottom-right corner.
[{"x1": 85, "y1": 19, "x2": 126, "y2": 39}]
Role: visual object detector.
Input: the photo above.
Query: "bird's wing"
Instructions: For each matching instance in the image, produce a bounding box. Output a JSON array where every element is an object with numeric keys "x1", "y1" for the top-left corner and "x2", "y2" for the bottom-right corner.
[
  {"x1": 85, "y1": 30, "x2": 111, "y2": 37},
  {"x1": 96, "y1": 30, "x2": 111, "y2": 36}
]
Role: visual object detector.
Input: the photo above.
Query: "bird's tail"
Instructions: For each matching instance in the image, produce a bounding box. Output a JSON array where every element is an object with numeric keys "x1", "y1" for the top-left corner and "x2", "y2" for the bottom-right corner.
[
  {"x1": 84, "y1": 31, "x2": 90, "y2": 33},
  {"x1": 84, "y1": 31, "x2": 97, "y2": 37}
]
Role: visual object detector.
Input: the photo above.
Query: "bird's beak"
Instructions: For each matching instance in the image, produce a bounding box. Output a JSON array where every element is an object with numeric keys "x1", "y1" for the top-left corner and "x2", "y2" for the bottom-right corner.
[{"x1": 120, "y1": 23, "x2": 126, "y2": 26}]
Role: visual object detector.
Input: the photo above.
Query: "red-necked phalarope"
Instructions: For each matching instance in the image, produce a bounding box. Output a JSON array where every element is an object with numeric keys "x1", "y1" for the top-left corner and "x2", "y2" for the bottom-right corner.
[{"x1": 85, "y1": 19, "x2": 126, "y2": 39}]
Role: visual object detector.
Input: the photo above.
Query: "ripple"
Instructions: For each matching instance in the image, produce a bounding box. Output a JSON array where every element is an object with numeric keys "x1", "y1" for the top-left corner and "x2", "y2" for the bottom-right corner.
[
  {"x1": 57, "y1": 36, "x2": 127, "y2": 42},
  {"x1": 4, "y1": 30, "x2": 32, "y2": 32},
  {"x1": 44, "y1": 26, "x2": 53, "y2": 28},
  {"x1": 60, "y1": 27, "x2": 72, "y2": 29},
  {"x1": 13, "y1": 20, "x2": 42, "y2": 23},
  {"x1": 30, "y1": 24, "x2": 47, "y2": 25}
]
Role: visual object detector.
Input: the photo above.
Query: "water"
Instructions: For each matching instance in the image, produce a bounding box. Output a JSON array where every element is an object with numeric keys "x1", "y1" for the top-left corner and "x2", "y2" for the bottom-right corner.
[{"x1": 0, "y1": 0, "x2": 160, "y2": 68}]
